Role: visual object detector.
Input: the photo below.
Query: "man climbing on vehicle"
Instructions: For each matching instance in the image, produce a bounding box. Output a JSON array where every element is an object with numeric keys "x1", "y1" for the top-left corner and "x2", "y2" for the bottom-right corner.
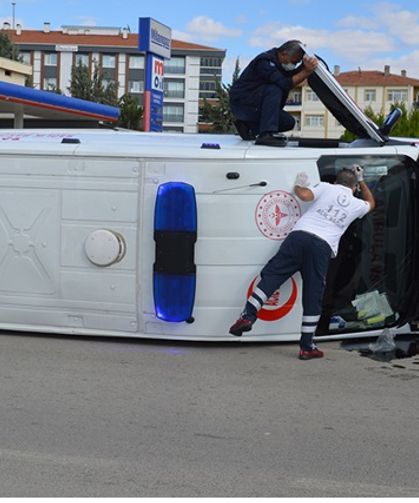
[
  {"x1": 229, "y1": 40, "x2": 318, "y2": 147},
  {"x1": 229, "y1": 165, "x2": 375, "y2": 360}
]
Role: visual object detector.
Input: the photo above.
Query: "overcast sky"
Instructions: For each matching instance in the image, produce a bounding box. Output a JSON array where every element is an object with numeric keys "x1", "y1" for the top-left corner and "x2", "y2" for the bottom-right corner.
[{"x1": 1, "y1": 0, "x2": 419, "y2": 82}]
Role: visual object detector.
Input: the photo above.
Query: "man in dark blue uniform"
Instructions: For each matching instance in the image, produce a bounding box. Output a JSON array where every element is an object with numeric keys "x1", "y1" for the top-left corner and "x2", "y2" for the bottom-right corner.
[{"x1": 229, "y1": 40, "x2": 318, "y2": 146}]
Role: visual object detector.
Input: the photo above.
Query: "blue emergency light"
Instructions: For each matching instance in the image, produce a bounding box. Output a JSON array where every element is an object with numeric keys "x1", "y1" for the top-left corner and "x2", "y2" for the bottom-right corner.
[{"x1": 153, "y1": 182, "x2": 197, "y2": 322}]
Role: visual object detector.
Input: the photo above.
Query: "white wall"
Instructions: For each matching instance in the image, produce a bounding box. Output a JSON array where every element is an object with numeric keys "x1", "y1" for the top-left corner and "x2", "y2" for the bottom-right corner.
[
  {"x1": 117, "y1": 54, "x2": 126, "y2": 98},
  {"x1": 33, "y1": 51, "x2": 41, "y2": 89},
  {"x1": 59, "y1": 51, "x2": 73, "y2": 95},
  {"x1": 184, "y1": 55, "x2": 200, "y2": 133}
]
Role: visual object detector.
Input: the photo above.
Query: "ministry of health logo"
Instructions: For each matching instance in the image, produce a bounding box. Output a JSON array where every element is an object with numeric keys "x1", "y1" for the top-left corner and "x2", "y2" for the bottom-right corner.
[{"x1": 255, "y1": 190, "x2": 301, "y2": 240}]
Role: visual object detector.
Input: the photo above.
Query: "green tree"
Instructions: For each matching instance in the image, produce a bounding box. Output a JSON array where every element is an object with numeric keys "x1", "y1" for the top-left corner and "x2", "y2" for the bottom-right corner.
[
  {"x1": 341, "y1": 102, "x2": 419, "y2": 140},
  {"x1": 199, "y1": 58, "x2": 241, "y2": 133},
  {"x1": 69, "y1": 62, "x2": 93, "y2": 100},
  {"x1": 0, "y1": 32, "x2": 20, "y2": 61},
  {"x1": 69, "y1": 62, "x2": 118, "y2": 106},
  {"x1": 117, "y1": 94, "x2": 143, "y2": 130}
]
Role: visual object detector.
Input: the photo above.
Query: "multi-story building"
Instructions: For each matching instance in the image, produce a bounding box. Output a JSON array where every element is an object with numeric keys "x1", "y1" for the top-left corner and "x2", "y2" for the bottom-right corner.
[
  {"x1": 3, "y1": 23, "x2": 225, "y2": 133},
  {"x1": 0, "y1": 55, "x2": 32, "y2": 85},
  {"x1": 285, "y1": 65, "x2": 419, "y2": 139}
]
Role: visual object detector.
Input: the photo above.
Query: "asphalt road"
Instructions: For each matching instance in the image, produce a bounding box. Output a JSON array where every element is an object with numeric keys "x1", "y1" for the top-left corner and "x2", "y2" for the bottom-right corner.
[{"x1": 0, "y1": 332, "x2": 418, "y2": 497}]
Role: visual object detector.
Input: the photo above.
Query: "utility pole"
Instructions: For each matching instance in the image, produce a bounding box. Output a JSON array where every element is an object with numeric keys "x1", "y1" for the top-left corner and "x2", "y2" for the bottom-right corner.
[{"x1": 12, "y1": 2, "x2": 16, "y2": 29}]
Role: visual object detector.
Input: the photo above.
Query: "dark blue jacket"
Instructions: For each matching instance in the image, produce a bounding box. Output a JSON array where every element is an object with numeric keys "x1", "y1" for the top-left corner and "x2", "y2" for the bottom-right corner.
[{"x1": 229, "y1": 48, "x2": 301, "y2": 107}]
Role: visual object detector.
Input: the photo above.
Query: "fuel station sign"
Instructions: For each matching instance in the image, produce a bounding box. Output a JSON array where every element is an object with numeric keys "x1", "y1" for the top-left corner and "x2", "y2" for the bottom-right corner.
[{"x1": 139, "y1": 18, "x2": 172, "y2": 132}]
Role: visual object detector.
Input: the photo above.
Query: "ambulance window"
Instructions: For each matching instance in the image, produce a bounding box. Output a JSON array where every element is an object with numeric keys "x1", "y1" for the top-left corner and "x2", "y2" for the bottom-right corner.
[{"x1": 316, "y1": 155, "x2": 417, "y2": 336}]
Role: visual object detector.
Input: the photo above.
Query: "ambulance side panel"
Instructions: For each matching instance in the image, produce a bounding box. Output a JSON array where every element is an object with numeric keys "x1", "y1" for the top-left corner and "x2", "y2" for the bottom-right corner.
[
  {"x1": 142, "y1": 157, "x2": 321, "y2": 341},
  {"x1": 0, "y1": 153, "x2": 141, "y2": 335}
]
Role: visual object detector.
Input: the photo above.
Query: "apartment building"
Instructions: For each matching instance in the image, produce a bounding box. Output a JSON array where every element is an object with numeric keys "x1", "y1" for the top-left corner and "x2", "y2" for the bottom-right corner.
[
  {"x1": 0, "y1": 55, "x2": 32, "y2": 85},
  {"x1": 3, "y1": 23, "x2": 225, "y2": 133},
  {"x1": 285, "y1": 65, "x2": 419, "y2": 139}
]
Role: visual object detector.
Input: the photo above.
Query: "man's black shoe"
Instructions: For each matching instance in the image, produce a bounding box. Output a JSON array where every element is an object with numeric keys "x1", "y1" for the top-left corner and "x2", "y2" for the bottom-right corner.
[
  {"x1": 255, "y1": 133, "x2": 288, "y2": 147},
  {"x1": 234, "y1": 120, "x2": 256, "y2": 141}
]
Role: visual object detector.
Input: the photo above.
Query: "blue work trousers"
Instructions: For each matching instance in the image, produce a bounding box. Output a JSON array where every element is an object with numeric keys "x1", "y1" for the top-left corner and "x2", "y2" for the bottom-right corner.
[
  {"x1": 230, "y1": 83, "x2": 295, "y2": 135},
  {"x1": 245, "y1": 231, "x2": 332, "y2": 349}
]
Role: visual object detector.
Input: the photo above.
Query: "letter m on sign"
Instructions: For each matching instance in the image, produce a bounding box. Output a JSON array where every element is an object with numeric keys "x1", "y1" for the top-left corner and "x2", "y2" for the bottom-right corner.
[{"x1": 154, "y1": 60, "x2": 164, "y2": 76}]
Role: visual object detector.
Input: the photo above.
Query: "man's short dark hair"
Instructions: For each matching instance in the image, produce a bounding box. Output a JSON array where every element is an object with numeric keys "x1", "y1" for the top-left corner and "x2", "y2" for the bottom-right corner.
[
  {"x1": 277, "y1": 40, "x2": 304, "y2": 59},
  {"x1": 336, "y1": 168, "x2": 358, "y2": 188}
]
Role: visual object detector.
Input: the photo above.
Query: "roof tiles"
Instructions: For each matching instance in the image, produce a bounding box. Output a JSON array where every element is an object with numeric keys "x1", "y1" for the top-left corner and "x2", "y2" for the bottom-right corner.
[
  {"x1": 337, "y1": 70, "x2": 419, "y2": 87},
  {"x1": 4, "y1": 29, "x2": 223, "y2": 52}
]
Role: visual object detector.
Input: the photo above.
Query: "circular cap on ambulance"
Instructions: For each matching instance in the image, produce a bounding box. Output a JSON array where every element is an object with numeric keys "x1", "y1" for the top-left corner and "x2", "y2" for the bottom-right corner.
[{"x1": 85, "y1": 229, "x2": 126, "y2": 266}]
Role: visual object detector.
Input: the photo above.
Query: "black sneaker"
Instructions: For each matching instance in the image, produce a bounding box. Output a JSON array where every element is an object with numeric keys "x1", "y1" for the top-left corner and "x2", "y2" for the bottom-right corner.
[
  {"x1": 255, "y1": 133, "x2": 287, "y2": 147},
  {"x1": 234, "y1": 120, "x2": 256, "y2": 141}
]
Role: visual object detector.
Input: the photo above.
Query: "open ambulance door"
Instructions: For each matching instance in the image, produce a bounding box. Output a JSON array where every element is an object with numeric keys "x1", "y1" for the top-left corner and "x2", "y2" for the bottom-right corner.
[{"x1": 316, "y1": 153, "x2": 419, "y2": 337}]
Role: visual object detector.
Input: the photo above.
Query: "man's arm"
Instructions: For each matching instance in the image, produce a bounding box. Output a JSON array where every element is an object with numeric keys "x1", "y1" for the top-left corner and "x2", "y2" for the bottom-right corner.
[
  {"x1": 291, "y1": 56, "x2": 318, "y2": 87},
  {"x1": 294, "y1": 186, "x2": 314, "y2": 202},
  {"x1": 351, "y1": 165, "x2": 375, "y2": 211},
  {"x1": 358, "y1": 181, "x2": 375, "y2": 211}
]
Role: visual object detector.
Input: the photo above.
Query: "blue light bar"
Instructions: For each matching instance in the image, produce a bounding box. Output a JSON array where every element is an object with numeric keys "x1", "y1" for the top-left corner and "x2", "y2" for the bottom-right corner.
[
  {"x1": 154, "y1": 273, "x2": 196, "y2": 322},
  {"x1": 155, "y1": 182, "x2": 197, "y2": 232},
  {"x1": 153, "y1": 182, "x2": 197, "y2": 322}
]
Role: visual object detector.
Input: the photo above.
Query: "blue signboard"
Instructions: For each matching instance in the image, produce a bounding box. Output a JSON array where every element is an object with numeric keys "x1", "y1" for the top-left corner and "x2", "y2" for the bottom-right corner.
[{"x1": 139, "y1": 17, "x2": 171, "y2": 132}]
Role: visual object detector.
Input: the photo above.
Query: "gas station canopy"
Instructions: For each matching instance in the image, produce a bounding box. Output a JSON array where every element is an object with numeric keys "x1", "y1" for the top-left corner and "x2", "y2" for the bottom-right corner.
[{"x1": 0, "y1": 80, "x2": 120, "y2": 127}]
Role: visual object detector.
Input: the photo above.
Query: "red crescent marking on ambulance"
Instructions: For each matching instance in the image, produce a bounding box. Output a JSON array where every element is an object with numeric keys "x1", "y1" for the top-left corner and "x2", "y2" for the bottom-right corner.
[{"x1": 247, "y1": 277, "x2": 298, "y2": 322}]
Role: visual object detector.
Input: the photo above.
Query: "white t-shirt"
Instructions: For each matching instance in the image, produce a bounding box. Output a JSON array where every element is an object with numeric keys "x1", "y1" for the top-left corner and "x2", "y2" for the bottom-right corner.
[{"x1": 292, "y1": 182, "x2": 370, "y2": 256}]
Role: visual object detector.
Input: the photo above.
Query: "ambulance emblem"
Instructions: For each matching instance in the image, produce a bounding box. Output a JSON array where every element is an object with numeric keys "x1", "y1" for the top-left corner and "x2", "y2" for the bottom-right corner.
[
  {"x1": 247, "y1": 276, "x2": 298, "y2": 321},
  {"x1": 255, "y1": 190, "x2": 301, "y2": 240}
]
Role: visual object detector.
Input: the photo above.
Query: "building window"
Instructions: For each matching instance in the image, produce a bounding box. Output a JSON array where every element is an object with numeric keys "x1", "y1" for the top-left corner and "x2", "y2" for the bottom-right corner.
[
  {"x1": 364, "y1": 89, "x2": 376, "y2": 102},
  {"x1": 163, "y1": 127, "x2": 184, "y2": 133},
  {"x1": 163, "y1": 104, "x2": 184, "y2": 123},
  {"x1": 199, "y1": 79, "x2": 217, "y2": 98},
  {"x1": 20, "y1": 52, "x2": 31, "y2": 65},
  {"x1": 286, "y1": 90, "x2": 302, "y2": 105},
  {"x1": 43, "y1": 77, "x2": 57, "y2": 90},
  {"x1": 165, "y1": 57, "x2": 185, "y2": 74},
  {"x1": 200, "y1": 81, "x2": 216, "y2": 91},
  {"x1": 129, "y1": 56, "x2": 144, "y2": 69},
  {"x1": 200, "y1": 57, "x2": 222, "y2": 67},
  {"x1": 164, "y1": 80, "x2": 185, "y2": 98},
  {"x1": 102, "y1": 55, "x2": 116, "y2": 68},
  {"x1": 305, "y1": 114, "x2": 324, "y2": 127},
  {"x1": 128, "y1": 80, "x2": 144, "y2": 93},
  {"x1": 387, "y1": 89, "x2": 408, "y2": 102},
  {"x1": 44, "y1": 53, "x2": 57, "y2": 66},
  {"x1": 306, "y1": 88, "x2": 319, "y2": 101},
  {"x1": 102, "y1": 79, "x2": 116, "y2": 90},
  {"x1": 75, "y1": 53, "x2": 89, "y2": 67}
]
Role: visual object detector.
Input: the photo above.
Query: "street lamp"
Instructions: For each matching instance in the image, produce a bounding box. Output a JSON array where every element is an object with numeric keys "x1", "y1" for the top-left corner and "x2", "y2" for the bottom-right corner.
[{"x1": 12, "y1": 2, "x2": 16, "y2": 30}]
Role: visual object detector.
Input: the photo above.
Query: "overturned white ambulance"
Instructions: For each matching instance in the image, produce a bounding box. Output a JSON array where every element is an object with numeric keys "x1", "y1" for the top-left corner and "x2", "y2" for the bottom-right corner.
[{"x1": 0, "y1": 54, "x2": 418, "y2": 342}]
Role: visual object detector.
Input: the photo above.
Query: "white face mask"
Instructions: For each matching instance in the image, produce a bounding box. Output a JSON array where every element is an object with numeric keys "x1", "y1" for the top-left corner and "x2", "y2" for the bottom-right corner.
[{"x1": 281, "y1": 62, "x2": 297, "y2": 71}]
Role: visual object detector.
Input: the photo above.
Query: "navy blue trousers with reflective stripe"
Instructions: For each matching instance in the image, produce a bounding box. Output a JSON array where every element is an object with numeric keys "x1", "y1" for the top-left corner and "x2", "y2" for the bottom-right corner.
[
  {"x1": 245, "y1": 230, "x2": 332, "y2": 349},
  {"x1": 230, "y1": 84, "x2": 295, "y2": 135}
]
